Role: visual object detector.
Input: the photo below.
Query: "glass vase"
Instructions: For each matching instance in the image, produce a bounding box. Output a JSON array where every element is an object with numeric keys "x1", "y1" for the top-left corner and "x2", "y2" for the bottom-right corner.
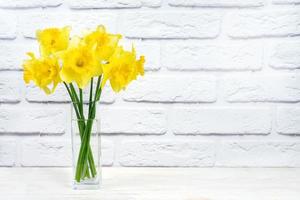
[{"x1": 71, "y1": 102, "x2": 101, "y2": 190}]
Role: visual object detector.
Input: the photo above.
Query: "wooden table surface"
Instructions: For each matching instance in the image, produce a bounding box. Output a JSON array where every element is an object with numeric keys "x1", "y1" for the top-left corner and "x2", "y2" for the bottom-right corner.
[{"x1": 0, "y1": 167, "x2": 299, "y2": 200}]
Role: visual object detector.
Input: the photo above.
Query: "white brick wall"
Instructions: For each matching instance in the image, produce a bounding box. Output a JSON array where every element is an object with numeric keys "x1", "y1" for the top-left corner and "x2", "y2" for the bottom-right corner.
[{"x1": 0, "y1": 0, "x2": 300, "y2": 167}]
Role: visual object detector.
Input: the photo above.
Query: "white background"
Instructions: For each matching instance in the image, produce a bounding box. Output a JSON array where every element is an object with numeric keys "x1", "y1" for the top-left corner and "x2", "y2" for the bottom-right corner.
[{"x1": 0, "y1": 0, "x2": 300, "y2": 167}]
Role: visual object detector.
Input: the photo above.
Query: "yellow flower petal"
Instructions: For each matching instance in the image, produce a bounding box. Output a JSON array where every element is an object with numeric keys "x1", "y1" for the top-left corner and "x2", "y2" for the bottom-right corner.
[
  {"x1": 101, "y1": 46, "x2": 145, "y2": 93},
  {"x1": 22, "y1": 53, "x2": 61, "y2": 94},
  {"x1": 83, "y1": 25, "x2": 121, "y2": 62},
  {"x1": 37, "y1": 26, "x2": 71, "y2": 56},
  {"x1": 59, "y1": 37, "x2": 102, "y2": 89},
  {"x1": 23, "y1": 25, "x2": 145, "y2": 94}
]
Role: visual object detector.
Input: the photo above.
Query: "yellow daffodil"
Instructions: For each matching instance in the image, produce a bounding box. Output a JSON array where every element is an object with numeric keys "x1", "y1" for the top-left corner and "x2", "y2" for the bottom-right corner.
[
  {"x1": 23, "y1": 25, "x2": 146, "y2": 183},
  {"x1": 23, "y1": 53, "x2": 61, "y2": 94},
  {"x1": 37, "y1": 26, "x2": 70, "y2": 56},
  {"x1": 59, "y1": 37, "x2": 102, "y2": 89},
  {"x1": 101, "y1": 46, "x2": 145, "y2": 92},
  {"x1": 24, "y1": 25, "x2": 145, "y2": 94},
  {"x1": 83, "y1": 25, "x2": 121, "y2": 62}
]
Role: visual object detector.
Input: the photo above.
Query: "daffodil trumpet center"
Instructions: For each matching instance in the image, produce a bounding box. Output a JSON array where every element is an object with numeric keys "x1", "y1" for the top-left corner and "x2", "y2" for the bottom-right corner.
[
  {"x1": 76, "y1": 59, "x2": 84, "y2": 68},
  {"x1": 50, "y1": 39, "x2": 55, "y2": 45}
]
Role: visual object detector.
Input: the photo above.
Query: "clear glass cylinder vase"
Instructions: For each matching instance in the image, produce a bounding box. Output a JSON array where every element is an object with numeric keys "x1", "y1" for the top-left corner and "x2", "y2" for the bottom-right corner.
[{"x1": 71, "y1": 102, "x2": 101, "y2": 190}]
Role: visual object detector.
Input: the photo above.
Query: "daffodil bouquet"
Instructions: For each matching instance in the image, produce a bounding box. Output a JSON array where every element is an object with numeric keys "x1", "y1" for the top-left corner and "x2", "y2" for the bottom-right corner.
[{"x1": 23, "y1": 26, "x2": 145, "y2": 186}]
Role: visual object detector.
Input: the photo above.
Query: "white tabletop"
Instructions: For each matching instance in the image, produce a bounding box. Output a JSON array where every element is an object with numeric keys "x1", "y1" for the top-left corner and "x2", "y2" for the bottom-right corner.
[{"x1": 0, "y1": 167, "x2": 299, "y2": 200}]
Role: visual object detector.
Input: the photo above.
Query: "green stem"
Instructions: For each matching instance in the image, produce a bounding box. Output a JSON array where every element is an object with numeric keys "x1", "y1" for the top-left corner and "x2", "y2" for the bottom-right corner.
[
  {"x1": 69, "y1": 84, "x2": 81, "y2": 116},
  {"x1": 75, "y1": 76, "x2": 102, "y2": 181},
  {"x1": 88, "y1": 77, "x2": 94, "y2": 116},
  {"x1": 64, "y1": 83, "x2": 90, "y2": 178},
  {"x1": 95, "y1": 76, "x2": 102, "y2": 102},
  {"x1": 78, "y1": 79, "x2": 97, "y2": 179},
  {"x1": 64, "y1": 82, "x2": 94, "y2": 177},
  {"x1": 64, "y1": 83, "x2": 80, "y2": 119},
  {"x1": 79, "y1": 88, "x2": 83, "y2": 116},
  {"x1": 65, "y1": 82, "x2": 97, "y2": 181},
  {"x1": 87, "y1": 78, "x2": 97, "y2": 176}
]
